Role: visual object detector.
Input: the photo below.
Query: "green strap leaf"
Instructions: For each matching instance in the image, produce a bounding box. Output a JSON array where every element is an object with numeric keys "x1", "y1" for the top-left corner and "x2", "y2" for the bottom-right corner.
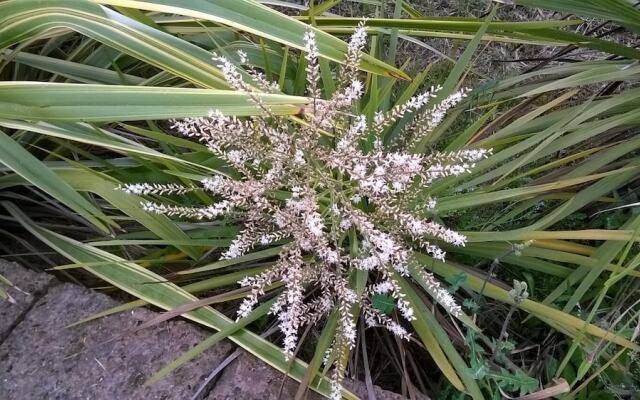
[
  {"x1": 93, "y1": 0, "x2": 409, "y2": 79},
  {"x1": 0, "y1": 0, "x2": 230, "y2": 88},
  {"x1": 0, "y1": 82, "x2": 308, "y2": 122},
  {"x1": 0, "y1": 129, "x2": 111, "y2": 233}
]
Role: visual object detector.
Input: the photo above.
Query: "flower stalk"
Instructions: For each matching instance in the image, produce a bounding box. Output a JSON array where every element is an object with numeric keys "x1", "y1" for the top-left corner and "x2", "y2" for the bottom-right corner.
[{"x1": 121, "y1": 22, "x2": 489, "y2": 399}]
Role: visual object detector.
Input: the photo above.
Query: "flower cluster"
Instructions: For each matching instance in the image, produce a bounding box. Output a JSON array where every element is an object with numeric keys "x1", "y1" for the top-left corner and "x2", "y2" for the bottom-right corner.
[{"x1": 120, "y1": 22, "x2": 489, "y2": 400}]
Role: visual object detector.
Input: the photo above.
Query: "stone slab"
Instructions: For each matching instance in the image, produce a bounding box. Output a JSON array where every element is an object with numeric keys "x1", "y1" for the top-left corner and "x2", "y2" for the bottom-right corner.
[
  {"x1": 0, "y1": 282, "x2": 232, "y2": 400},
  {"x1": 0, "y1": 259, "x2": 56, "y2": 340}
]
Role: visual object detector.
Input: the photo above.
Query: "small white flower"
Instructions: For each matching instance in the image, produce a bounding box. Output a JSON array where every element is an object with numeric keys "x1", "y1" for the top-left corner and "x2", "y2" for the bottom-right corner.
[
  {"x1": 291, "y1": 186, "x2": 302, "y2": 198},
  {"x1": 226, "y1": 150, "x2": 244, "y2": 164},
  {"x1": 294, "y1": 149, "x2": 305, "y2": 164},
  {"x1": 237, "y1": 50, "x2": 248, "y2": 64},
  {"x1": 339, "y1": 218, "x2": 352, "y2": 230}
]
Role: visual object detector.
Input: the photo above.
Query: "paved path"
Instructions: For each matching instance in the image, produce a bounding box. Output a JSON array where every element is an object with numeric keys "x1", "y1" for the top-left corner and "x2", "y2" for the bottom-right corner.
[{"x1": 0, "y1": 260, "x2": 408, "y2": 400}]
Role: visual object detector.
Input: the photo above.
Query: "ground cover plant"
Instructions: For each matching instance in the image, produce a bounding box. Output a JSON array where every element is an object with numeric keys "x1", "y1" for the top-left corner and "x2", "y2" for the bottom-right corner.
[{"x1": 1, "y1": 0, "x2": 639, "y2": 399}]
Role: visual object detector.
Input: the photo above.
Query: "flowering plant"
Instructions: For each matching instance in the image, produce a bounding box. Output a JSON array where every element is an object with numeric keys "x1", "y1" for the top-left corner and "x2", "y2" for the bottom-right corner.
[{"x1": 121, "y1": 22, "x2": 489, "y2": 399}]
